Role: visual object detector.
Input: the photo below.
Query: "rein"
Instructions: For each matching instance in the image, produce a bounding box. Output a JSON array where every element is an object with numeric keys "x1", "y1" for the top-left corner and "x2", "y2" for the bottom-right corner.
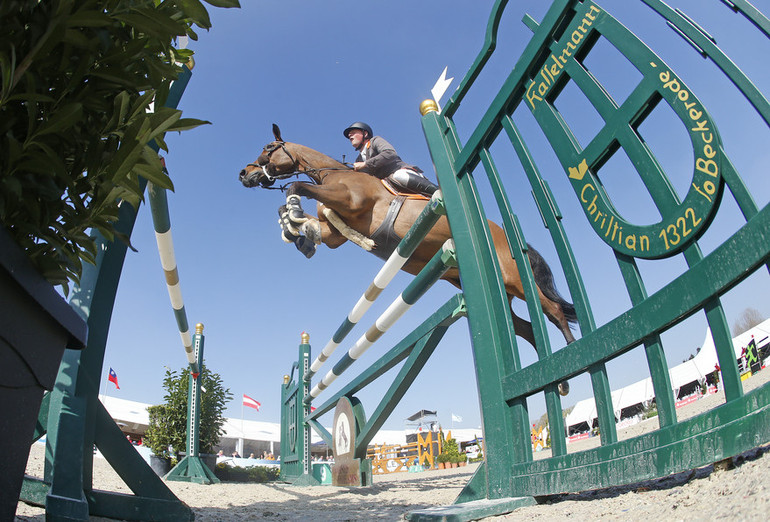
[{"x1": 249, "y1": 145, "x2": 354, "y2": 190}]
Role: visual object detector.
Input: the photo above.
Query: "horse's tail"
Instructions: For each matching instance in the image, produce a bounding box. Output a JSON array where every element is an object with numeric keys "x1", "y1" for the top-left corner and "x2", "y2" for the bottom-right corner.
[{"x1": 526, "y1": 244, "x2": 578, "y2": 325}]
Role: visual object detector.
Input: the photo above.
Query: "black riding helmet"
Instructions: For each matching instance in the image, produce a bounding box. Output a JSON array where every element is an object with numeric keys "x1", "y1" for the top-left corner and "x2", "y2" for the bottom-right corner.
[{"x1": 343, "y1": 122, "x2": 373, "y2": 139}]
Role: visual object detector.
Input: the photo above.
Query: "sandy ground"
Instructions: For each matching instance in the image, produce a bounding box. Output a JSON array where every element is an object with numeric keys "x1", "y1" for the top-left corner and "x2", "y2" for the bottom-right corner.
[{"x1": 15, "y1": 370, "x2": 770, "y2": 521}]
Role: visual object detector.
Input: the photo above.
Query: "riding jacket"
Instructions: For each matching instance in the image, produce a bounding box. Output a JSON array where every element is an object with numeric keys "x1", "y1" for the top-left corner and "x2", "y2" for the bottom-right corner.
[{"x1": 355, "y1": 136, "x2": 423, "y2": 178}]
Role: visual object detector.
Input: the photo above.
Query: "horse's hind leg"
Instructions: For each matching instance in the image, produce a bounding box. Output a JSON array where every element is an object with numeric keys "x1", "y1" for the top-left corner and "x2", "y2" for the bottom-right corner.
[{"x1": 510, "y1": 308, "x2": 535, "y2": 347}]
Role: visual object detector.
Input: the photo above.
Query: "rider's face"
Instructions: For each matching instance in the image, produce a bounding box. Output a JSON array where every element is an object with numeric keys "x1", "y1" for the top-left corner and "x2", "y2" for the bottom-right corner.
[{"x1": 348, "y1": 129, "x2": 366, "y2": 149}]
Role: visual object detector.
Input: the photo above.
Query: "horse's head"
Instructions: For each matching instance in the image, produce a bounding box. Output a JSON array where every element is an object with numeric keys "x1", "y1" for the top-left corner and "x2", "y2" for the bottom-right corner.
[{"x1": 239, "y1": 124, "x2": 300, "y2": 188}]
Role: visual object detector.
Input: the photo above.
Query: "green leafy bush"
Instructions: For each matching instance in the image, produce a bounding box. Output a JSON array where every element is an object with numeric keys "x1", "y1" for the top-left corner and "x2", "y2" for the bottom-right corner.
[
  {"x1": 438, "y1": 436, "x2": 463, "y2": 465},
  {"x1": 0, "y1": 0, "x2": 239, "y2": 291},
  {"x1": 144, "y1": 364, "x2": 233, "y2": 457},
  {"x1": 214, "y1": 463, "x2": 280, "y2": 483}
]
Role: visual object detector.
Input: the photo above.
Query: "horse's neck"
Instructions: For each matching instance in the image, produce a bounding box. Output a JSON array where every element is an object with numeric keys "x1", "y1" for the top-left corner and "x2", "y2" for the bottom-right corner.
[{"x1": 291, "y1": 143, "x2": 346, "y2": 171}]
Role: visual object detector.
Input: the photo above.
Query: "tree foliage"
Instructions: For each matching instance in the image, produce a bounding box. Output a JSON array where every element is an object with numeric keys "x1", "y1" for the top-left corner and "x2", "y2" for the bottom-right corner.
[
  {"x1": 0, "y1": 0, "x2": 239, "y2": 292},
  {"x1": 144, "y1": 363, "x2": 233, "y2": 457},
  {"x1": 732, "y1": 307, "x2": 764, "y2": 337}
]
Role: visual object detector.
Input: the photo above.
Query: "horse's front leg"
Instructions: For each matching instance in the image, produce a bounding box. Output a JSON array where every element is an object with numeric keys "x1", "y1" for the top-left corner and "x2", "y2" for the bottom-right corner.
[
  {"x1": 284, "y1": 182, "x2": 319, "y2": 225},
  {"x1": 284, "y1": 181, "x2": 356, "y2": 229},
  {"x1": 277, "y1": 205, "x2": 317, "y2": 258}
]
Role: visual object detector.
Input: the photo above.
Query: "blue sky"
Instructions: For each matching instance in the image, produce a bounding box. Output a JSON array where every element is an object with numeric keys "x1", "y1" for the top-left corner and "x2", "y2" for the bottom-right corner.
[{"x1": 101, "y1": 0, "x2": 769, "y2": 433}]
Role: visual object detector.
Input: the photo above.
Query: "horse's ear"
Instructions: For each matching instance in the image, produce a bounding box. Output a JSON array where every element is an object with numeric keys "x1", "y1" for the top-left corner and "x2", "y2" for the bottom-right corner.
[{"x1": 272, "y1": 123, "x2": 283, "y2": 142}]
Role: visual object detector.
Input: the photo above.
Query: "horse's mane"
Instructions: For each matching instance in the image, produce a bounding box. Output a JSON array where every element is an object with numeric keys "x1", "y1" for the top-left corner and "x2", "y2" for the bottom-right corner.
[{"x1": 287, "y1": 142, "x2": 349, "y2": 171}]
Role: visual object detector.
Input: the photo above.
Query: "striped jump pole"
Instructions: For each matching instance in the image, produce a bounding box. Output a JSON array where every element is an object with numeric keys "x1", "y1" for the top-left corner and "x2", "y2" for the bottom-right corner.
[
  {"x1": 305, "y1": 238, "x2": 456, "y2": 403},
  {"x1": 305, "y1": 191, "x2": 446, "y2": 381},
  {"x1": 148, "y1": 165, "x2": 200, "y2": 376}
]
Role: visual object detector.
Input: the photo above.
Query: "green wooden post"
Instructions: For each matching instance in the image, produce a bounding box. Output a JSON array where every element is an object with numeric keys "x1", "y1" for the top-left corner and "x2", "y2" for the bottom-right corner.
[
  {"x1": 280, "y1": 334, "x2": 318, "y2": 485},
  {"x1": 421, "y1": 102, "x2": 528, "y2": 500},
  {"x1": 165, "y1": 324, "x2": 220, "y2": 484}
]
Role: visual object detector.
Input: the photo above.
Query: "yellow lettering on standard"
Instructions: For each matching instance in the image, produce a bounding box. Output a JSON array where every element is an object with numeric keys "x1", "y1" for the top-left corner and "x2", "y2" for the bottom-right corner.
[
  {"x1": 578, "y1": 19, "x2": 592, "y2": 33},
  {"x1": 692, "y1": 182, "x2": 713, "y2": 202},
  {"x1": 538, "y1": 81, "x2": 549, "y2": 97},
  {"x1": 639, "y1": 235, "x2": 649, "y2": 251},
  {"x1": 696, "y1": 157, "x2": 718, "y2": 177},
  {"x1": 691, "y1": 120, "x2": 710, "y2": 132},
  {"x1": 625, "y1": 234, "x2": 637, "y2": 251},
  {"x1": 611, "y1": 221, "x2": 622, "y2": 242},
  {"x1": 586, "y1": 5, "x2": 601, "y2": 20},
  {"x1": 571, "y1": 30, "x2": 584, "y2": 45},
  {"x1": 580, "y1": 183, "x2": 595, "y2": 203},
  {"x1": 526, "y1": 82, "x2": 542, "y2": 109},
  {"x1": 540, "y1": 67, "x2": 552, "y2": 85},
  {"x1": 549, "y1": 55, "x2": 563, "y2": 77}
]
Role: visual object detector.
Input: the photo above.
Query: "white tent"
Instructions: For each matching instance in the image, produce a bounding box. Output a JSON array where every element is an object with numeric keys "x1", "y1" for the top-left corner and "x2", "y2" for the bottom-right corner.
[{"x1": 565, "y1": 319, "x2": 770, "y2": 434}]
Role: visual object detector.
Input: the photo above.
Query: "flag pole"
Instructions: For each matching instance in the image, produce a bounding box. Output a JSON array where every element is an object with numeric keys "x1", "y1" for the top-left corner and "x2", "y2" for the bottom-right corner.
[{"x1": 241, "y1": 396, "x2": 244, "y2": 452}]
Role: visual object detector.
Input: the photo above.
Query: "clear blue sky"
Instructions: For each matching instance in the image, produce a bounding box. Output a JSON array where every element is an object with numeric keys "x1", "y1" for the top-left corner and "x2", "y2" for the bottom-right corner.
[{"x1": 101, "y1": 0, "x2": 769, "y2": 432}]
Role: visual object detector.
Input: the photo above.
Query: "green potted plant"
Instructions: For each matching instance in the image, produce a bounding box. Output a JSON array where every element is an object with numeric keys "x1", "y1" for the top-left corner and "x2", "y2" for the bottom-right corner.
[
  {"x1": 456, "y1": 452, "x2": 468, "y2": 467},
  {"x1": 0, "y1": 1, "x2": 238, "y2": 516},
  {"x1": 442, "y1": 437, "x2": 462, "y2": 469},
  {"x1": 144, "y1": 365, "x2": 232, "y2": 476},
  {"x1": 436, "y1": 451, "x2": 450, "y2": 470}
]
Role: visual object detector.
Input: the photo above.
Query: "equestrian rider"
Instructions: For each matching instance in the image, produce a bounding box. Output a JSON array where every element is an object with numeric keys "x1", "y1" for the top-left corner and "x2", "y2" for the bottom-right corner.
[{"x1": 343, "y1": 122, "x2": 438, "y2": 196}]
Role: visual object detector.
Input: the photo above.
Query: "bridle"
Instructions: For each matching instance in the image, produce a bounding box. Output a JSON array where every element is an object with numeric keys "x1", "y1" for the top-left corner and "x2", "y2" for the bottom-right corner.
[
  {"x1": 245, "y1": 141, "x2": 301, "y2": 188},
  {"x1": 247, "y1": 141, "x2": 353, "y2": 191}
]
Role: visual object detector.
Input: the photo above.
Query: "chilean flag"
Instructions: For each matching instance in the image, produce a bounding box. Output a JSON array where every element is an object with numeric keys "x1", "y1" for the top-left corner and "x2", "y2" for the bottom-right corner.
[
  {"x1": 243, "y1": 394, "x2": 261, "y2": 411},
  {"x1": 108, "y1": 368, "x2": 120, "y2": 390}
]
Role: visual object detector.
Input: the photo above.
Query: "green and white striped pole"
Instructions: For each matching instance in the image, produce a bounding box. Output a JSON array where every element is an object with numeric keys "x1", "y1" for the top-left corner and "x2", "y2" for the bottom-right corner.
[
  {"x1": 148, "y1": 165, "x2": 200, "y2": 376},
  {"x1": 305, "y1": 191, "x2": 446, "y2": 381},
  {"x1": 305, "y1": 239, "x2": 456, "y2": 403}
]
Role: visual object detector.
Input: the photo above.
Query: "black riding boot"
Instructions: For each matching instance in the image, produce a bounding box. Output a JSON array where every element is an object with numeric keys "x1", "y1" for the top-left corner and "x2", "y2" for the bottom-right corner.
[{"x1": 392, "y1": 172, "x2": 438, "y2": 196}]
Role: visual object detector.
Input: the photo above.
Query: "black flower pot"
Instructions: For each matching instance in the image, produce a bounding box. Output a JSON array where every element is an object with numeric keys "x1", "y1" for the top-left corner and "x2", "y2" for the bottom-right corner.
[
  {"x1": 0, "y1": 227, "x2": 87, "y2": 521},
  {"x1": 149, "y1": 455, "x2": 172, "y2": 477}
]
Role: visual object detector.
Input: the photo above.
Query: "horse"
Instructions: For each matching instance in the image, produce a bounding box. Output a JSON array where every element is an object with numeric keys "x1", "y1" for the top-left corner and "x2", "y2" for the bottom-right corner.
[{"x1": 239, "y1": 125, "x2": 578, "y2": 393}]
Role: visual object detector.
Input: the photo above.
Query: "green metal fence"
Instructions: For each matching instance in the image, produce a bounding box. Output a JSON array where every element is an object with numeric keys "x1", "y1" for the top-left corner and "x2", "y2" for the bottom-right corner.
[{"x1": 418, "y1": 0, "x2": 770, "y2": 510}]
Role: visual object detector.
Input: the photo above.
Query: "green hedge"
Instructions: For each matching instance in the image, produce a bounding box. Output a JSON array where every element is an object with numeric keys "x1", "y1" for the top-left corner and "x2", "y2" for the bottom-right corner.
[{"x1": 214, "y1": 463, "x2": 280, "y2": 483}]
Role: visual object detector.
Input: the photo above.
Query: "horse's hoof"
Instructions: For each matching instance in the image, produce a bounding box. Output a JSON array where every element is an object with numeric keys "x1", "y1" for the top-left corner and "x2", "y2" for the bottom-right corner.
[
  {"x1": 300, "y1": 220, "x2": 322, "y2": 245},
  {"x1": 295, "y1": 237, "x2": 316, "y2": 258},
  {"x1": 558, "y1": 381, "x2": 570, "y2": 396}
]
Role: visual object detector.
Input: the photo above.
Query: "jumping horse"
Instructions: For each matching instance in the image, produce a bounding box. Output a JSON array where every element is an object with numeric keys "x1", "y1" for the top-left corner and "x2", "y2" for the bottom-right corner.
[{"x1": 239, "y1": 125, "x2": 577, "y2": 393}]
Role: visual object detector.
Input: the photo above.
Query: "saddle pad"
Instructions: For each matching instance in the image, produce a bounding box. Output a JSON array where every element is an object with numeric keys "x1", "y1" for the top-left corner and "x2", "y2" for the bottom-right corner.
[{"x1": 381, "y1": 179, "x2": 431, "y2": 201}]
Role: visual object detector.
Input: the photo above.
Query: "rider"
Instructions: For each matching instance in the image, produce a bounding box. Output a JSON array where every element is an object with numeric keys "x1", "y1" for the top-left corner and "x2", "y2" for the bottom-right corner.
[{"x1": 343, "y1": 122, "x2": 438, "y2": 196}]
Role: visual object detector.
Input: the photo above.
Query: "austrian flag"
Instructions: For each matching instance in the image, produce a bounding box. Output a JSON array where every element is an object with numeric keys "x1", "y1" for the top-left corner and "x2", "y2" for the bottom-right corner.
[{"x1": 243, "y1": 394, "x2": 261, "y2": 411}]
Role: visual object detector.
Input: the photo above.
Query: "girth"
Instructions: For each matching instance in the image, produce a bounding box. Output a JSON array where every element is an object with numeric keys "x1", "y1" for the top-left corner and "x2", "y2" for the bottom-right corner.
[{"x1": 370, "y1": 196, "x2": 406, "y2": 260}]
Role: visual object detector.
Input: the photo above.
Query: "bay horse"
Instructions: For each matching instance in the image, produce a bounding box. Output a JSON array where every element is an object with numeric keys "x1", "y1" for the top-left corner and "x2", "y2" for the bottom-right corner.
[{"x1": 239, "y1": 125, "x2": 577, "y2": 393}]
